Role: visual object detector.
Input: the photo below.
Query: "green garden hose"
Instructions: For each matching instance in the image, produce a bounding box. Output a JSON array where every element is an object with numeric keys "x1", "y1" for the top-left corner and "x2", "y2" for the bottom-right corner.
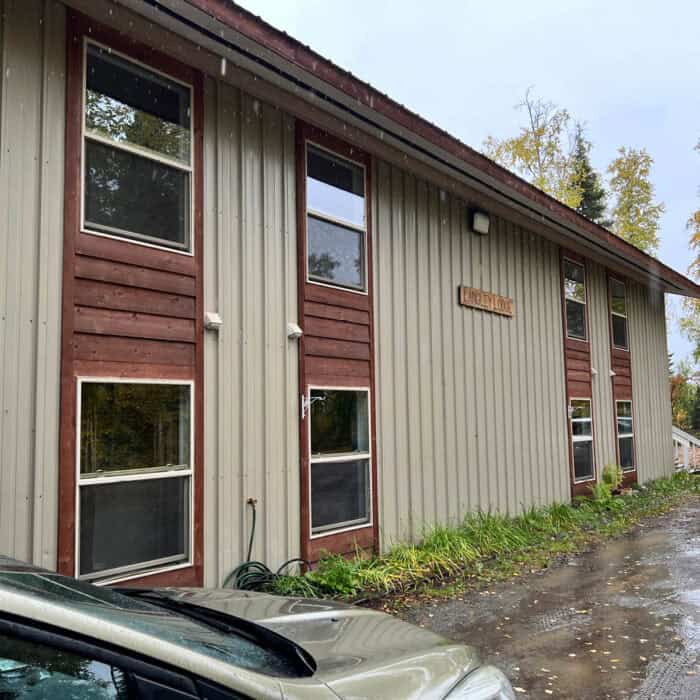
[{"x1": 222, "y1": 498, "x2": 309, "y2": 591}]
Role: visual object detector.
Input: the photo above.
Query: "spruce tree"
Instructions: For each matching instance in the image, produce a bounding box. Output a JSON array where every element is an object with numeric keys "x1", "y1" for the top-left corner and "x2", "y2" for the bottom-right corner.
[{"x1": 571, "y1": 124, "x2": 610, "y2": 226}]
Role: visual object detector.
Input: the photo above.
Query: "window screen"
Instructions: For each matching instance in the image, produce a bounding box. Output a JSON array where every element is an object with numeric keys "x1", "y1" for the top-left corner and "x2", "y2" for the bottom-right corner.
[
  {"x1": 78, "y1": 381, "x2": 192, "y2": 581},
  {"x1": 309, "y1": 389, "x2": 371, "y2": 535}
]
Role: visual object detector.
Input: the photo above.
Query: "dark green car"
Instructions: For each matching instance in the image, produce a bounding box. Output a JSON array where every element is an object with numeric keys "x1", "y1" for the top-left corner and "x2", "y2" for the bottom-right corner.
[{"x1": 0, "y1": 556, "x2": 514, "y2": 699}]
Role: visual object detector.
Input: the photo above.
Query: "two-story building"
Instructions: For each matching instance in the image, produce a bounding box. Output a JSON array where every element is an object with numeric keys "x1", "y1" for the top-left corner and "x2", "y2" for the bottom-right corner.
[{"x1": 1, "y1": 0, "x2": 697, "y2": 588}]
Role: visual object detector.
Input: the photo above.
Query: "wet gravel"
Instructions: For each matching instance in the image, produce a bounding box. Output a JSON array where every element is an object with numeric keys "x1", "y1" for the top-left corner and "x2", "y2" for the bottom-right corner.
[{"x1": 400, "y1": 499, "x2": 700, "y2": 699}]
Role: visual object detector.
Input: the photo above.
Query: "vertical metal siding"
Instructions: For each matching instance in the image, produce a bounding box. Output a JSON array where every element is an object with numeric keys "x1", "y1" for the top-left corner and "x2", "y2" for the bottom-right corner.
[
  {"x1": 628, "y1": 284, "x2": 673, "y2": 481},
  {"x1": 587, "y1": 263, "x2": 617, "y2": 472},
  {"x1": 0, "y1": 0, "x2": 65, "y2": 569},
  {"x1": 202, "y1": 78, "x2": 299, "y2": 586},
  {"x1": 373, "y1": 160, "x2": 570, "y2": 547}
]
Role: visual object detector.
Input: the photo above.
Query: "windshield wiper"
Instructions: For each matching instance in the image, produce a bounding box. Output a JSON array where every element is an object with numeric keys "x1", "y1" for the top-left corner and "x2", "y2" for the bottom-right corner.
[{"x1": 113, "y1": 588, "x2": 316, "y2": 676}]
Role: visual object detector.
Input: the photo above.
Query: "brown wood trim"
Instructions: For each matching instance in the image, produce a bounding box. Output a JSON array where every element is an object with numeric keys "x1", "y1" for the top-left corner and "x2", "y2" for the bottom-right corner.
[
  {"x1": 297, "y1": 122, "x2": 378, "y2": 562},
  {"x1": 560, "y1": 249, "x2": 596, "y2": 498},
  {"x1": 75, "y1": 257, "x2": 197, "y2": 296},
  {"x1": 571, "y1": 480, "x2": 596, "y2": 498},
  {"x1": 58, "y1": 11, "x2": 204, "y2": 586},
  {"x1": 74, "y1": 280, "x2": 196, "y2": 319},
  {"x1": 606, "y1": 271, "x2": 637, "y2": 486},
  {"x1": 57, "y1": 11, "x2": 83, "y2": 576},
  {"x1": 76, "y1": 234, "x2": 195, "y2": 276},
  {"x1": 73, "y1": 361, "x2": 195, "y2": 380},
  {"x1": 111, "y1": 565, "x2": 199, "y2": 588},
  {"x1": 306, "y1": 526, "x2": 374, "y2": 563},
  {"x1": 74, "y1": 308, "x2": 196, "y2": 343},
  {"x1": 192, "y1": 69, "x2": 205, "y2": 585}
]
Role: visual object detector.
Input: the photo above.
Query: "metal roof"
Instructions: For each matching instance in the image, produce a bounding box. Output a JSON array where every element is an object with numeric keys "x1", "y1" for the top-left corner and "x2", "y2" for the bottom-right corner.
[{"x1": 149, "y1": 0, "x2": 699, "y2": 297}]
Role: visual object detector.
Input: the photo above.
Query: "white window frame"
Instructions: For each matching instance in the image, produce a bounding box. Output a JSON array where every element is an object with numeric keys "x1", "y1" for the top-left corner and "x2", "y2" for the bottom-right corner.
[
  {"x1": 307, "y1": 385, "x2": 373, "y2": 538},
  {"x1": 610, "y1": 277, "x2": 629, "y2": 351},
  {"x1": 563, "y1": 258, "x2": 588, "y2": 342},
  {"x1": 570, "y1": 397, "x2": 595, "y2": 483},
  {"x1": 75, "y1": 377, "x2": 195, "y2": 585},
  {"x1": 304, "y1": 141, "x2": 369, "y2": 295},
  {"x1": 616, "y1": 399, "x2": 635, "y2": 472},
  {"x1": 80, "y1": 38, "x2": 195, "y2": 256}
]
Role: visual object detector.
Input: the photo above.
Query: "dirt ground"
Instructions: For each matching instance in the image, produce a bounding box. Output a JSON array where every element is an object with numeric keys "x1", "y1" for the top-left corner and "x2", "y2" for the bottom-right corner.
[{"x1": 400, "y1": 499, "x2": 700, "y2": 699}]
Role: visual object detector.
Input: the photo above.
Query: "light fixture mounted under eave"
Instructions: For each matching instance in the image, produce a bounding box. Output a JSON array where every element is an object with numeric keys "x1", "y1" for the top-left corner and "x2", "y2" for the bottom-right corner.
[{"x1": 470, "y1": 209, "x2": 490, "y2": 235}]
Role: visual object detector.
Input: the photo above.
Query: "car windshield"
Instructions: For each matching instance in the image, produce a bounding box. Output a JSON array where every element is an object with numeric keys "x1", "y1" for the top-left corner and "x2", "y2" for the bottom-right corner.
[{"x1": 0, "y1": 571, "x2": 310, "y2": 678}]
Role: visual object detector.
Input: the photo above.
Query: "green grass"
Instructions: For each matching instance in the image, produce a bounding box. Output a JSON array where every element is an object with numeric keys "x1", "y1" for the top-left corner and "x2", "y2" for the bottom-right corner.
[{"x1": 269, "y1": 472, "x2": 699, "y2": 601}]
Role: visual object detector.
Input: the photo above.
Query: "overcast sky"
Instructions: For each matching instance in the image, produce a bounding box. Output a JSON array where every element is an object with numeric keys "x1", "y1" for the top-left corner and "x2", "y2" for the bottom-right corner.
[{"x1": 241, "y1": 0, "x2": 700, "y2": 366}]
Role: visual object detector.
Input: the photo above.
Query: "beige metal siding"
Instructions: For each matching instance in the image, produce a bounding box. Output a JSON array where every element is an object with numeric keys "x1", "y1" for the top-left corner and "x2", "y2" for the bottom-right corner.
[
  {"x1": 587, "y1": 263, "x2": 617, "y2": 473},
  {"x1": 373, "y1": 161, "x2": 570, "y2": 546},
  {"x1": 628, "y1": 284, "x2": 673, "y2": 480},
  {"x1": 0, "y1": 0, "x2": 65, "y2": 569},
  {"x1": 202, "y1": 79, "x2": 299, "y2": 586}
]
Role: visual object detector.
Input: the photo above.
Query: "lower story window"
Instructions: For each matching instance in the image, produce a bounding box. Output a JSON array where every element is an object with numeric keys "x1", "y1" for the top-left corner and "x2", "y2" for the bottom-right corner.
[
  {"x1": 616, "y1": 400, "x2": 635, "y2": 471},
  {"x1": 77, "y1": 380, "x2": 193, "y2": 581},
  {"x1": 571, "y1": 399, "x2": 594, "y2": 481},
  {"x1": 309, "y1": 388, "x2": 371, "y2": 536}
]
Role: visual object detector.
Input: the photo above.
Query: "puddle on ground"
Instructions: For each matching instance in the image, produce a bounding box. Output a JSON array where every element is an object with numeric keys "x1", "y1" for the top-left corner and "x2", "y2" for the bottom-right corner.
[{"x1": 402, "y1": 501, "x2": 700, "y2": 699}]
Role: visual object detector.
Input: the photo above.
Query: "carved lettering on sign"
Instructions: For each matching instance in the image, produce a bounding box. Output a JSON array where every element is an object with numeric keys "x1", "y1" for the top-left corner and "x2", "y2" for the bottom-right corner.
[{"x1": 458, "y1": 285, "x2": 514, "y2": 318}]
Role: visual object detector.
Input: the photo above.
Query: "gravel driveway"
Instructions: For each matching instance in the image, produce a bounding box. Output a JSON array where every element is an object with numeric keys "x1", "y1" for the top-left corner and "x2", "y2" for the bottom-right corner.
[{"x1": 401, "y1": 499, "x2": 700, "y2": 699}]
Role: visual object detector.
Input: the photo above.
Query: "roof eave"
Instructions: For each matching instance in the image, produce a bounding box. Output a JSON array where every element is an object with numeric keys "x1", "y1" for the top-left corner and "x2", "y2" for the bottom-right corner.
[{"x1": 127, "y1": 0, "x2": 699, "y2": 297}]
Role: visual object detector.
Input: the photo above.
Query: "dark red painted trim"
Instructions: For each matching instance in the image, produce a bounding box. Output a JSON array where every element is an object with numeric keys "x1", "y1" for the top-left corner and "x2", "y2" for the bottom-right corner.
[
  {"x1": 184, "y1": 0, "x2": 700, "y2": 298},
  {"x1": 58, "y1": 11, "x2": 204, "y2": 586},
  {"x1": 560, "y1": 250, "x2": 596, "y2": 498},
  {"x1": 606, "y1": 272, "x2": 637, "y2": 486},
  {"x1": 296, "y1": 122, "x2": 378, "y2": 562}
]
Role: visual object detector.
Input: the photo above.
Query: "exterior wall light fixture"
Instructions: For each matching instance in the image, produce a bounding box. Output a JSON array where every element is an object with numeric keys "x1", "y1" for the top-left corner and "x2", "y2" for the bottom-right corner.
[{"x1": 471, "y1": 209, "x2": 491, "y2": 235}]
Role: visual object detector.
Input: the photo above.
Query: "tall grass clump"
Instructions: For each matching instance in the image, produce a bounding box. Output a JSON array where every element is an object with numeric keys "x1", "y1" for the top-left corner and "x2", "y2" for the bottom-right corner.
[{"x1": 265, "y1": 472, "x2": 698, "y2": 600}]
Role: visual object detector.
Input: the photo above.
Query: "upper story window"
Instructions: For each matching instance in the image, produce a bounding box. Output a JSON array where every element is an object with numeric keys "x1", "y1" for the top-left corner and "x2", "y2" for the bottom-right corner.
[
  {"x1": 83, "y1": 42, "x2": 193, "y2": 253},
  {"x1": 564, "y1": 260, "x2": 587, "y2": 341},
  {"x1": 610, "y1": 278, "x2": 628, "y2": 350},
  {"x1": 306, "y1": 145, "x2": 366, "y2": 292}
]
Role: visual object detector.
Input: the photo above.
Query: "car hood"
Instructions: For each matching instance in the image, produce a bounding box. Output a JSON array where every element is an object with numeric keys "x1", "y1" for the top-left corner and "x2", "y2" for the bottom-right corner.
[{"x1": 156, "y1": 588, "x2": 480, "y2": 699}]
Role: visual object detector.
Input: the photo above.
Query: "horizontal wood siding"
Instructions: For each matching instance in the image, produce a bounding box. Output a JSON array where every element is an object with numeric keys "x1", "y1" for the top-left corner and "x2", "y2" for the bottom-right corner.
[
  {"x1": 588, "y1": 263, "x2": 617, "y2": 474},
  {"x1": 0, "y1": 0, "x2": 65, "y2": 569},
  {"x1": 297, "y1": 125, "x2": 377, "y2": 562},
  {"x1": 373, "y1": 160, "x2": 570, "y2": 547},
  {"x1": 57, "y1": 13, "x2": 204, "y2": 585}
]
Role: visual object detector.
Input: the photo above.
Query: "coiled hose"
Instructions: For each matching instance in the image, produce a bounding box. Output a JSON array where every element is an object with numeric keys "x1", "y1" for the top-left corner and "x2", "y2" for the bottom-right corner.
[{"x1": 223, "y1": 498, "x2": 309, "y2": 590}]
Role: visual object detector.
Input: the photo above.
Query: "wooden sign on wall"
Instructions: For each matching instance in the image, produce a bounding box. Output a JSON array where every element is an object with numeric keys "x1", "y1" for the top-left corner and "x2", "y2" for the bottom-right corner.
[{"x1": 458, "y1": 285, "x2": 514, "y2": 318}]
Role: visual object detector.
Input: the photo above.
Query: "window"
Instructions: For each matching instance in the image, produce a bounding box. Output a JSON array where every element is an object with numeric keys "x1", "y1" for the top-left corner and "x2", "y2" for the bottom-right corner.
[
  {"x1": 0, "y1": 632, "x2": 130, "y2": 698},
  {"x1": 564, "y1": 260, "x2": 587, "y2": 340},
  {"x1": 616, "y1": 400, "x2": 635, "y2": 471},
  {"x1": 83, "y1": 42, "x2": 192, "y2": 252},
  {"x1": 77, "y1": 380, "x2": 193, "y2": 581},
  {"x1": 570, "y1": 399, "x2": 594, "y2": 481},
  {"x1": 306, "y1": 145, "x2": 366, "y2": 291},
  {"x1": 309, "y1": 389, "x2": 371, "y2": 535},
  {"x1": 610, "y1": 278, "x2": 628, "y2": 350}
]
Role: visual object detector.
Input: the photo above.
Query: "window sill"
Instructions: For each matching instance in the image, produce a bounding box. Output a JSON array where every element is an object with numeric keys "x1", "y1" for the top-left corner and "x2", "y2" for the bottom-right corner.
[{"x1": 92, "y1": 561, "x2": 194, "y2": 587}]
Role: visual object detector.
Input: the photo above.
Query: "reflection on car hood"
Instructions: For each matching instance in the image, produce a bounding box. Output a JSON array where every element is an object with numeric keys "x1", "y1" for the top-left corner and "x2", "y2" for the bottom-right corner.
[{"x1": 156, "y1": 588, "x2": 480, "y2": 699}]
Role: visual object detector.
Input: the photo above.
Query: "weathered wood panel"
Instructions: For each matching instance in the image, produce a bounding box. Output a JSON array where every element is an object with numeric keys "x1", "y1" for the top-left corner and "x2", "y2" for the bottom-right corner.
[{"x1": 57, "y1": 12, "x2": 204, "y2": 586}]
